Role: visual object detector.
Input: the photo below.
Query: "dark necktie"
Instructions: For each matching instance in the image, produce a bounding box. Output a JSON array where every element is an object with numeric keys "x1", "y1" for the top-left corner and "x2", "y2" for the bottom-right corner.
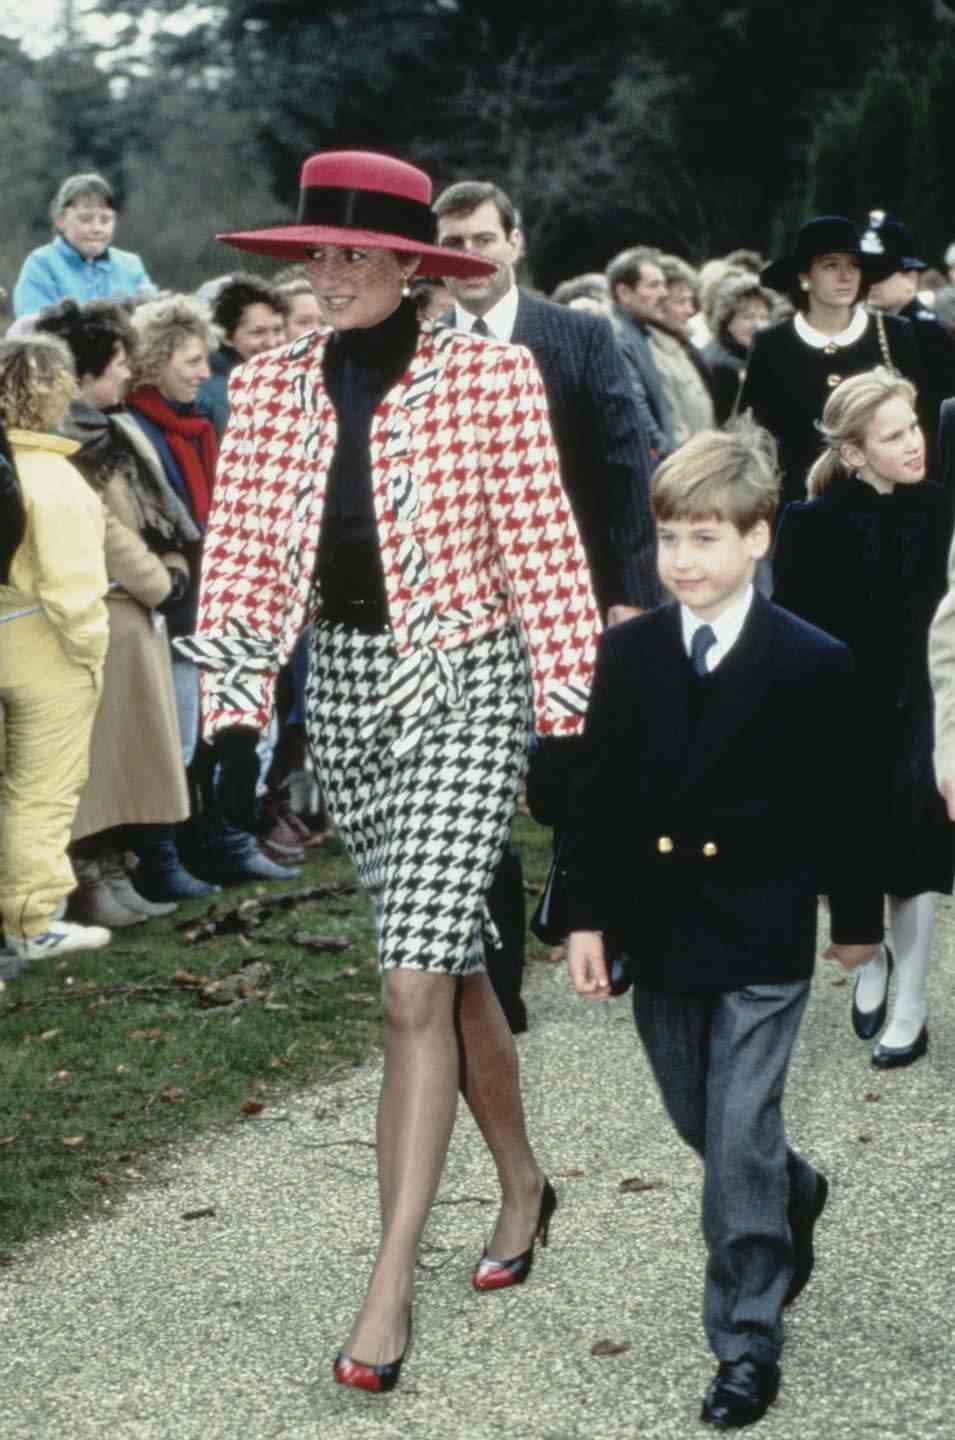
[
  {"x1": 471, "y1": 317, "x2": 490, "y2": 337},
  {"x1": 690, "y1": 624, "x2": 717, "y2": 676}
]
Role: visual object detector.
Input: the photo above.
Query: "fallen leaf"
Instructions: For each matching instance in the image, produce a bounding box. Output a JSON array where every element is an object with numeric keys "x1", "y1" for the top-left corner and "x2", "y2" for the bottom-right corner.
[
  {"x1": 831, "y1": 978, "x2": 848, "y2": 988},
  {"x1": 182, "y1": 1205, "x2": 216, "y2": 1221},
  {"x1": 115, "y1": 1064, "x2": 129, "y2": 1074},
  {"x1": 62, "y1": 1135, "x2": 86, "y2": 1148},
  {"x1": 53, "y1": 1070, "x2": 71, "y2": 1081},
  {"x1": 619, "y1": 1176, "x2": 665, "y2": 1194},
  {"x1": 863, "y1": 1092, "x2": 881, "y2": 1103},
  {"x1": 94, "y1": 1173, "x2": 113, "y2": 1187},
  {"x1": 125, "y1": 1167, "x2": 144, "y2": 1180},
  {"x1": 173, "y1": 969, "x2": 207, "y2": 988},
  {"x1": 556, "y1": 1167, "x2": 586, "y2": 1178},
  {"x1": 128, "y1": 1028, "x2": 162, "y2": 1040},
  {"x1": 162, "y1": 1087, "x2": 187, "y2": 1104},
  {"x1": 0, "y1": 1254, "x2": 14, "y2": 1267},
  {"x1": 268, "y1": 1057, "x2": 291, "y2": 1069},
  {"x1": 240, "y1": 1100, "x2": 265, "y2": 1116},
  {"x1": 39, "y1": 1029, "x2": 61, "y2": 1042},
  {"x1": 0, "y1": 1137, "x2": 16, "y2": 1146},
  {"x1": 591, "y1": 1339, "x2": 631, "y2": 1357}
]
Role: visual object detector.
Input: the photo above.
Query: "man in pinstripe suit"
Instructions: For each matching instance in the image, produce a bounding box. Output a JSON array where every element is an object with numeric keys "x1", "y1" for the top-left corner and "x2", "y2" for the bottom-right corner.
[{"x1": 434, "y1": 180, "x2": 660, "y2": 1031}]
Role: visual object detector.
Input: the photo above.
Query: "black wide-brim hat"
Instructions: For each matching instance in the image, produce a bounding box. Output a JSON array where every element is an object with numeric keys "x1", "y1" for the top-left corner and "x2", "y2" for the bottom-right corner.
[
  {"x1": 761, "y1": 215, "x2": 897, "y2": 293},
  {"x1": 218, "y1": 151, "x2": 496, "y2": 281}
]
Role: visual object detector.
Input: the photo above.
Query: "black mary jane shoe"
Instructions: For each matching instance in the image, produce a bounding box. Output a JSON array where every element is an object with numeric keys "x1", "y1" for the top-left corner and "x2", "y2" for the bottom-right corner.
[
  {"x1": 872, "y1": 1024, "x2": 929, "y2": 1070},
  {"x1": 701, "y1": 1357, "x2": 780, "y2": 1429},
  {"x1": 851, "y1": 945, "x2": 893, "y2": 1040}
]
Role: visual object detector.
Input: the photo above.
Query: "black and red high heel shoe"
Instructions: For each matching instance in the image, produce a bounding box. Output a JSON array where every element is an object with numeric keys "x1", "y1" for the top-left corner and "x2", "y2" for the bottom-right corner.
[
  {"x1": 332, "y1": 1316, "x2": 412, "y2": 1394},
  {"x1": 472, "y1": 1179, "x2": 557, "y2": 1292}
]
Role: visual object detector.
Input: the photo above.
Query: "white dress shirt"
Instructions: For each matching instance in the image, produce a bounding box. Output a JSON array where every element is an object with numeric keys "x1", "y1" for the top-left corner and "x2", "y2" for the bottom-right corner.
[
  {"x1": 454, "y1": 285, "x2": 520, "y2": 342},
  {"x1": 680, "y1": 585, "x2": 754, "y2": 673}
]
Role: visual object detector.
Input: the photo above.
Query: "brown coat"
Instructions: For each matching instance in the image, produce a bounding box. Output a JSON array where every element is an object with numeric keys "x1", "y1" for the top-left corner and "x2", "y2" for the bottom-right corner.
[{"x1": 71, "y1": 458, "x2": 191, "y2": 841}]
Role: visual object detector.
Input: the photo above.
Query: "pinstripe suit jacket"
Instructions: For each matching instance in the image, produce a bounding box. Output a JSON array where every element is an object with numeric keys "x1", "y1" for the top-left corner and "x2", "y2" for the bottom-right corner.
[{"x1": 178, "y1": 317, "x2": 600, "y2": 743}]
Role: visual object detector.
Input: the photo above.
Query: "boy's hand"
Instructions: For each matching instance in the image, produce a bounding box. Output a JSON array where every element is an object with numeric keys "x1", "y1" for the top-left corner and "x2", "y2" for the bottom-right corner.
[
  {"x1": 607, "y1": 605, "x2": 642, "y2": 628},
  {"x1": 824, "y1": 942, "x2": 881, "y2": 971},
  {"x1": 567, "y1": 931, "x2": 610, "y2": 998},
  {"x1": 940, "y1": 776, "x2": 955, "y2": 823}
]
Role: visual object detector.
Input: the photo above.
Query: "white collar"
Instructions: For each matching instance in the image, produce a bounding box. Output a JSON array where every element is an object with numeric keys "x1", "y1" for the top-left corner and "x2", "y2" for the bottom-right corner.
[
  {"x1": 680, "y1": 585, "x2": 754, "y2": 672},
  {"x1": 793, "y1": 306, "x2": 869, "y2": 350},
  {"x1": 454, "y1": 285, "x2": 520, "y2": 342}
]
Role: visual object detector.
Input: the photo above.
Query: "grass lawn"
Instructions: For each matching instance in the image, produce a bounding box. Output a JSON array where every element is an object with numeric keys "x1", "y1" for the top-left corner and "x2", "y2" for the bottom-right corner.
[{"x1": 0, "y1": 814, "x2": 555, "y2": 1253}]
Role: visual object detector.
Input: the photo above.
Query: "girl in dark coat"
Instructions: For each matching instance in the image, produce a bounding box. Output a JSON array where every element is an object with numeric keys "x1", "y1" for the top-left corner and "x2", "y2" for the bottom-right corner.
[
  {"x1": 773, "y1": 367, "x2": 954, "y2": 1068},
  {"x1": 741, "y1": 216, "x2": 926, "y2": 512}
]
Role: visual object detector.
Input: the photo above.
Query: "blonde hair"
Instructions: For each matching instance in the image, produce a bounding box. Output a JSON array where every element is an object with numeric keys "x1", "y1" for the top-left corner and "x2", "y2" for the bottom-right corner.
[
  {"x1": 807, "y1": 367, "x2": 918, "y2": 497},
  {"x1": 0, "y1": 335, "x2": 77, "y2": 432},
  {"x1": 652, "y1": 417, "x2": 780, "y2": 532},
  {"x1": 129, "y1": 295, "x2": 215, "y2": 389}
]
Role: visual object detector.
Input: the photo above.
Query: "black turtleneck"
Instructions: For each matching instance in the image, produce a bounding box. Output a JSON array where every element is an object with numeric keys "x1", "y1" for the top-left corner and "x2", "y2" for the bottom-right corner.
[{"x1": 315, "y1": 299, "x2": 419, "y2": 609}]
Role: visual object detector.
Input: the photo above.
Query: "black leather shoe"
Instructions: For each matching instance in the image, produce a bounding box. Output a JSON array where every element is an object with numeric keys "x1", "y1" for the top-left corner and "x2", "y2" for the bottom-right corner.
[
  {"x1": 851, "y1": 945, "x2": 893, "y2": 1039},
  {"x1": 785, "y1": 1170, "x2": 829, "y2": 1306},
  {"x1": 872, "y1": 1025, "x2": 928, "y2": 1069},
  {"x1": 701, "y1": 1357, "x2": 780, "y2": 1429}
]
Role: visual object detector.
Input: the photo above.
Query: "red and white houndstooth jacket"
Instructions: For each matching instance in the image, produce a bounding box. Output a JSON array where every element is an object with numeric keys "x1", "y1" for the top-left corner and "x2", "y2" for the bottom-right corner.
[{"x1": 179, "y1": 318, "x2": 600, "y2": 744}]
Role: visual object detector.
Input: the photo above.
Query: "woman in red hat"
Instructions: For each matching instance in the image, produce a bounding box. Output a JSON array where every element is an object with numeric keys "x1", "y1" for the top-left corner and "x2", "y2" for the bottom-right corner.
[{"x1": 179, "y1": 151, "x2": 600, "y2": 1391}]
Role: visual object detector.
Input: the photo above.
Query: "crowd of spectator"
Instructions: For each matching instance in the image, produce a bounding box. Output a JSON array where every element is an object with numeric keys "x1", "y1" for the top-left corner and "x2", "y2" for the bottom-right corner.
[{"x1": 3, "y1": 166, "x2": 955, "y2": 1002}]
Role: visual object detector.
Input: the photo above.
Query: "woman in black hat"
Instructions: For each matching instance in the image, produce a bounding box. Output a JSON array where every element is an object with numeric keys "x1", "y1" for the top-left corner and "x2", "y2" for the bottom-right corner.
[
  {"x1": 740, "y1": 216, "x2": 925, "y2": 513},
  {"x1": 178, "y1": 151, "x2": 601, "y2": 1393}
]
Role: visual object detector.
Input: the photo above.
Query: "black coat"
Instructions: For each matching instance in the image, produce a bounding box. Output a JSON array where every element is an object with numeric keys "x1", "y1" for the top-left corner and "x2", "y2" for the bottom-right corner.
[
  {"x1": 898, "y1": 298, "x2": 955, "y2": 469},
  {"x1": 740, "y1": 314, "x2": 926, "y2": 511},
  {"x1": 935, "y1": 398, "x2": 955, "y2": 500},
  {"x1": 565, "y1": 595, "x2": 883, "y2": 993},
  {"x1": 701, "y1": 334, "x2": 747, "y2": 425},
  {"x1": 773, "y1": 476, "x2": 954, "y2": 898}
]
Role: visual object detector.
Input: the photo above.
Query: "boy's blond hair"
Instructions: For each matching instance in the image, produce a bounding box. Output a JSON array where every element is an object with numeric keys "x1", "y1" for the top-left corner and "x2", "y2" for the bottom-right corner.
[{"x1": 652, "y1": 419, "x2": 780, "y2": 533}]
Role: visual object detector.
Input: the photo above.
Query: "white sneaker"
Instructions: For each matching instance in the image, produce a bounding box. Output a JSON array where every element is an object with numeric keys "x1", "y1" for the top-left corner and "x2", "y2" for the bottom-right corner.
[{"x1": 9, "y1": 921, "x2": 111, "y2": 960}]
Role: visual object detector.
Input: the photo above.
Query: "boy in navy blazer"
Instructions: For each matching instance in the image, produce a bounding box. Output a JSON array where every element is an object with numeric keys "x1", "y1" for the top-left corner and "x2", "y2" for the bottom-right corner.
[{"x1": 565, "y1": 424, "x2": 884, "y2": 1429}]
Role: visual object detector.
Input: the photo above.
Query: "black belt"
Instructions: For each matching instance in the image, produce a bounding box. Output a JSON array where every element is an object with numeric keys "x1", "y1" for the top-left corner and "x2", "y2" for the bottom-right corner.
[{"x1": 321, "y1": 593, "x2": 390, "y2": 633}]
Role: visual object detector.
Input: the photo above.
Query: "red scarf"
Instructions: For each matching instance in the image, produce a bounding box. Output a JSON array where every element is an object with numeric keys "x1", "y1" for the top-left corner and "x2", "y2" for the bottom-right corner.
[{"x1": 127, "y1": 386, "x2": 218, "y2": 524}]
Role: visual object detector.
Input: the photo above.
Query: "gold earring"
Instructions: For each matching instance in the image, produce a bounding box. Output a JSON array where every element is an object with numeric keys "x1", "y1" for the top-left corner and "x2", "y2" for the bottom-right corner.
[
  {"x1": 801, "y1": 280, "x2": 810, "y2": 291},
  {"x1": 401, "y1": 273, "x2": 412, "y2": 298}
]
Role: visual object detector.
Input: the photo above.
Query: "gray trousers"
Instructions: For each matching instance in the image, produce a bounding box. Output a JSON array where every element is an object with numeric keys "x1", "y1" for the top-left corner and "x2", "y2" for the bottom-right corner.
[{"x1": 634, "y1": 980, "x2": 817, "y2": 1366}]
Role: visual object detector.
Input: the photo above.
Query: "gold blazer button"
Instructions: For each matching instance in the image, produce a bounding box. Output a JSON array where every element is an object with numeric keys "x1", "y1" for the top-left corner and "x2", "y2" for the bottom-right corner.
[
  {"x1": 657, "y1": 835, "x2": 674, "y2": 854},
  {"x1": 823, "y1": 343, "x2": 838, "y2": 355},
  {"x1": 826, "y1": 373, "x2": 842, "y2": 388},
  {"x1": 702, "y1": 841, "x2": 718, "y2": 858}
]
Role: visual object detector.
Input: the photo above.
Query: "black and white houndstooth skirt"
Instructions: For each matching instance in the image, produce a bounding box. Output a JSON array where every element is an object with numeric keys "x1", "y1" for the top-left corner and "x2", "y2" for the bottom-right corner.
[{"x1": 305, "y1": 621, "x2": 532, "y2": 976}]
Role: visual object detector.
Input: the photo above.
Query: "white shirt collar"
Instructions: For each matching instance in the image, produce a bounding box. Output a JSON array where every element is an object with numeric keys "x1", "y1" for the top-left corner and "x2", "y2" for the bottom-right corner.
[
  {"x1": 454, "y1": 285, "x2": 520, "y2": 341},
  {"x1": 793, "y1": 306, "x2": 869, "y2": 350},
  {"x1": 680, "y1": 585, "x2": 754, "y2": 673}
]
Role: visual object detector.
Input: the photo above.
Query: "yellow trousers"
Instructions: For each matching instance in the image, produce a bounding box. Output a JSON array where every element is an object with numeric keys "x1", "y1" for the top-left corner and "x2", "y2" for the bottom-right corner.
[{"x1": 0, "y1": 637, "x2": 102, "y2": 939}]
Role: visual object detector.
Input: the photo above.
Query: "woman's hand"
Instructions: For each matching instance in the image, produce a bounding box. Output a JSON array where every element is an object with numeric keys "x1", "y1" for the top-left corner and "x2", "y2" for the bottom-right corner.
[{"x1": 567, "y1": 930, "x2": 610, "y2": 998}]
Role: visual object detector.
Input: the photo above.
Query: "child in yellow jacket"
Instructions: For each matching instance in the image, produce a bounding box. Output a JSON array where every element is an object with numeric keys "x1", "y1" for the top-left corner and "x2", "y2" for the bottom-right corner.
[{"x1": 0, "y1": 336, "x2": 111, "y2": 960}]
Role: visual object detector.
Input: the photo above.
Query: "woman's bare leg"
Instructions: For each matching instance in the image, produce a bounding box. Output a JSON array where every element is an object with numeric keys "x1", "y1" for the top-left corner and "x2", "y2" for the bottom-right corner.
[
  {"x1": 344, "y1": 968, "x2": 458, "y2": 1365},
  {"x1": 455, "y1": 973, "x2": 545, "y2": 1259}
]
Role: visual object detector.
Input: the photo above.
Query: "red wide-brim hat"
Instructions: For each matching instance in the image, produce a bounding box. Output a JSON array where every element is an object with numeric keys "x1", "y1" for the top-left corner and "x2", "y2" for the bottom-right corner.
[{"x1": 218, "y1": 150, "x2": 495, "y2": 280}]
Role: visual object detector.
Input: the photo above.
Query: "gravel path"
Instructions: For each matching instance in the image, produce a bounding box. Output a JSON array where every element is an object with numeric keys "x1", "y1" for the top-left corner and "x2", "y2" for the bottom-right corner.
[{"x1": 3, "y1": 906, "x2": 955, "y2": 1440}]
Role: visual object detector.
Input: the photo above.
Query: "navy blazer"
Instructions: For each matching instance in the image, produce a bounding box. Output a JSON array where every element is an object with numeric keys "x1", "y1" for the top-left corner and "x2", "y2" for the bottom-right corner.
[
  {"x1": 445, "y1": 291, "x2": 660, "y2": 613},
  {"x1": 565, "y1": 594, "x2": 883, "y2": 993}
]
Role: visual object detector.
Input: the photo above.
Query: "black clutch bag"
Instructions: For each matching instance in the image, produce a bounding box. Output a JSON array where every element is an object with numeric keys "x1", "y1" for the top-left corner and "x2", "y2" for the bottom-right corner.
[{"x1": 529, "y1": 839, "x2": 632, "y2": 996}]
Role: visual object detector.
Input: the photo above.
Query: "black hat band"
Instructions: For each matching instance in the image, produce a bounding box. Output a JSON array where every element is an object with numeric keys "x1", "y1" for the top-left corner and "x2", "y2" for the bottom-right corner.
[{"x1": 297, "y1": 185, "x2": 436, "y2": 244}]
